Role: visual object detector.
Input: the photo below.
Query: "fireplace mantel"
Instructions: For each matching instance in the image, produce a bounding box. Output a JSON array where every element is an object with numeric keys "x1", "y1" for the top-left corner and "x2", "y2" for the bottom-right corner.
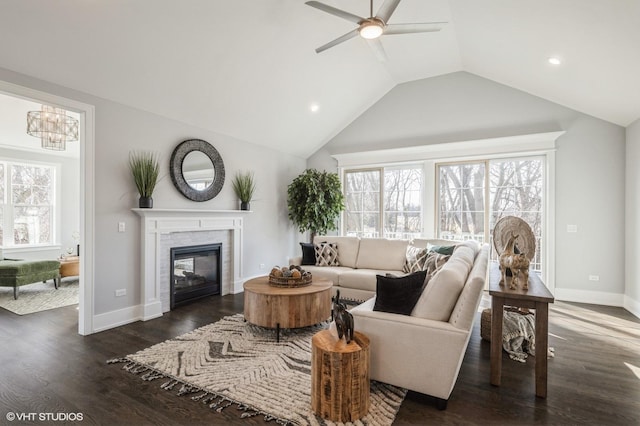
[{"x1": 133, "y1": 208, "x2": 249, "y2": 320}]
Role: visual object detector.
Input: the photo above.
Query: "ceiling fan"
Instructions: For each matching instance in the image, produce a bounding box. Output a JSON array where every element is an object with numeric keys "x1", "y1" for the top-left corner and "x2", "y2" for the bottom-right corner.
[{"x1": 305, "y1": 0, "x2": 447, "y2": 61}]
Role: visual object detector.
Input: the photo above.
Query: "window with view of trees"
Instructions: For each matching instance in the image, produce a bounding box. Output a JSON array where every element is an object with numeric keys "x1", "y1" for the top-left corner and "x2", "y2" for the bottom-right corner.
[
  {"x1": 344, "y1": 166, "x2": 423, "y2": 239},
  {"x1": 437, "y1": 157, "x2": 544, "y2": 271},
  {"x1": 0, "y1": 161, "x2": 55, "y2": 247}
]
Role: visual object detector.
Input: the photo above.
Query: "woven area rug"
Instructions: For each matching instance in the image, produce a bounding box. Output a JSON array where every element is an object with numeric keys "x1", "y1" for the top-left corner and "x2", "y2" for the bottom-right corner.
[
  {"x1": 108, "y1": 314, "x2": 406, "y2": 426},
  {"x1": 0, "y1": 278, "x2": 78, "y2": 315}
]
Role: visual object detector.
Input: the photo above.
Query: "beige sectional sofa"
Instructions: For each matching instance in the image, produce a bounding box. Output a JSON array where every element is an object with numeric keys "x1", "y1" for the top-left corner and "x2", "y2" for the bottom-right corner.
[
  {"x1": 291, "y1": 235, "x2": 490, "y2": 409},
  {"x1": 352, "y1": 242, "x2": 489, "y2": 409},
  {"x1": 290, "y1": 235, "x2": 464, "y2": 301}
]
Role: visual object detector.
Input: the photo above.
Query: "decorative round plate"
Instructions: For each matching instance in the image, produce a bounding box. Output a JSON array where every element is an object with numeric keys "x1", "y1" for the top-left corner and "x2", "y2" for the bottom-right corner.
[{"x1": 492, "y1": 216, "x2": 536, "y2": 260}]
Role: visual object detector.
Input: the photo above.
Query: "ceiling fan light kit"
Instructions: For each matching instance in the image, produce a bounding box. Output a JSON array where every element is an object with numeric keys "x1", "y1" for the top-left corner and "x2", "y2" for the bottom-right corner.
[
  {"x1": 306, "y1": 0, "x2": 446, "y2": 59},
  {"x1": 359, "y1": 19, "x2": 384, "y2": 39}
]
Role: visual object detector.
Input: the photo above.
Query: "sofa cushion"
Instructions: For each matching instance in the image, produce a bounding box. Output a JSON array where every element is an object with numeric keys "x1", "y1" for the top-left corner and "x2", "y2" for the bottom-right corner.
[
  {"x1": 315, "y1": 242, "x2": 339, "y2": 266},
  {"x1": 302, "y1": 265, "x2": 352, "y2": 284},
  {"x1": 411, "y1": 247, "x2": 475, "y2": 321},
  {"x1": 373, "y1": 270, "x2": 428, "y2": 315},
  {"x1": 411, "y1": 238, "x2": 459, "y2": 249},
  {"x1": 313, "y1": 236, "x2": 360, "y2": 268},
  {"x1": 356, "y1": 238, "x2": 409, "y2": 270},
  {"x1": 299, "y1": 242, "x2": 315, "y2": 265},
  {"x1": 338, "y1": 269, "x2": 399, "y2": 292},
  {"x1": 451, "y1": 242, "x2": 478, "y2": 269}
]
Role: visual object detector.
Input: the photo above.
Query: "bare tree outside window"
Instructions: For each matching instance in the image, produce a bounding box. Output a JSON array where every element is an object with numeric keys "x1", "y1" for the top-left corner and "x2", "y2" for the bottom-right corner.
[
  {"x1": 437, "y1": 158, "x2": 544, "y2": 271},
  {"x1": 438, "y1": 163, "x2": 486, "y2": 241},
  {"x1": 345, "y1": 170, "x2": 381, "y2": 237},
  {"x1": 384, "y1": 167, "x2": 422, "y2": 239},
  {"x1": 490, "y1": 158, "x2": 544, "y2": 270},
  {"x1": 10, "y1": 164, "x2": 54, "y2": 245},
  {"x1": 344, "y1": 166, "x2": 423, "y2": 239}
]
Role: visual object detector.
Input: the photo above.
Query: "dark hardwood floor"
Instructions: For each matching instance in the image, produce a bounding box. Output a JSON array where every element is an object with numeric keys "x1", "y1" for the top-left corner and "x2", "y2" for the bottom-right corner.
[{"x1": 1, "y1": 293, "x2": 639, "y2": 425}]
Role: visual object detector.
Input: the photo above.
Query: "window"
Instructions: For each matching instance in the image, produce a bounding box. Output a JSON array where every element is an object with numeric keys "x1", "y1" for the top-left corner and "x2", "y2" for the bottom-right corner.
[
  {"x1": 0, "y1": 161, "x2": 56, "y2": 247},
  {"x1": 438, "y1": 162, "x2": 486, "y2": 242},
  {"x1": 344, "y1": 166, "x2": 423, "y2": 239},
  {"x1": 437, "y1": 157, "x2": 544, "y2": 271},
  {"x1": 489, "y1": 158, "x2": 544, "y2": 270}
]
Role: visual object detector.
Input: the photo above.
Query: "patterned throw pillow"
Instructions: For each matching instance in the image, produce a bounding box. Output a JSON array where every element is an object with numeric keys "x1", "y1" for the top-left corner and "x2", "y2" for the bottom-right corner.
[
  {"x1": 403, "y1": 246, "x2": 429, "y2": 273},
  {"x1": 424, "y1": 251, "x2": 450, "y2": 277},
  {"x1": 315, "y1": 242, "x2": 339, "y2": 266}
]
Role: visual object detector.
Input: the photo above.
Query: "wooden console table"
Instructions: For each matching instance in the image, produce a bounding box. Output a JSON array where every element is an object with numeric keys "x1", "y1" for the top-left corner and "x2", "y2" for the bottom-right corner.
[{"x1": 489, "y1": 263, "x2": 554, "y2": 398}]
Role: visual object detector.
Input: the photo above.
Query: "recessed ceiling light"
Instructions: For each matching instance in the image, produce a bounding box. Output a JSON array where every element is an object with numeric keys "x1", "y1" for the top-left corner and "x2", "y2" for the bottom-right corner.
[
  {"x1": 310, "y1": 103, "x2": 320, "y2": 113},
  {"x1": 548, "y1": 57, "x2": 561, "y2": 65}
]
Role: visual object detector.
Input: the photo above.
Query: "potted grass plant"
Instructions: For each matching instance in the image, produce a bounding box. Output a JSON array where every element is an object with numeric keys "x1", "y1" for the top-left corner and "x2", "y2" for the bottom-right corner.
[
  {"x1": 129, "y1": 150, "x2": 160, "y2": 208},
  {"x1": 232, "y1": 171, "x2": 256, "y2": 210}
]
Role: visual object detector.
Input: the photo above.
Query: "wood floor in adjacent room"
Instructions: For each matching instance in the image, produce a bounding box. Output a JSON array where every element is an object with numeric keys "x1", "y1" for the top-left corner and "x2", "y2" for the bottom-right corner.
[{"x1": 0, "y1": 293, "x2": 639, "y2": 425}]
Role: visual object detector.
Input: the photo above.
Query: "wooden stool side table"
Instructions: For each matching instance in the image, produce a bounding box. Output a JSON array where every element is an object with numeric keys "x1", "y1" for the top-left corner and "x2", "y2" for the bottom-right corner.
[{"x1": 311, "y1": 329, "x2": 370, "y2": 422}]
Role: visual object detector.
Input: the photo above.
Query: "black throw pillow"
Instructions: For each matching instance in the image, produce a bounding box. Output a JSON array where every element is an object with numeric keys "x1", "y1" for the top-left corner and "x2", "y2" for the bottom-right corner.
[
  {"x1": 373, "y1": 270, "x2": 428, "y2": 315},
  {"x1": 299, "y1": 242, "x2": 315, "y2": 265}
]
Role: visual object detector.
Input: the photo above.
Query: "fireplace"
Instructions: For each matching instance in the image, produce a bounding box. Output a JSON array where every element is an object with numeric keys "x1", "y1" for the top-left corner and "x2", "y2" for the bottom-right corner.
[{"x1": 170, "y1": 243, "x2": 221, "y2": 309}]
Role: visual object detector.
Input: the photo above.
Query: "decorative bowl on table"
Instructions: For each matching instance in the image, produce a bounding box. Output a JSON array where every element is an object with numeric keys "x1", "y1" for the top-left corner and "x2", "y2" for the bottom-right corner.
[{"x1": 268, "y1": 265, "x2": 313, "y2": 288}]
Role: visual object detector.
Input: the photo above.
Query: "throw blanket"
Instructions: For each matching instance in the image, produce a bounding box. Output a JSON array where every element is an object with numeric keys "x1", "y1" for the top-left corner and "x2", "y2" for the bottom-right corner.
[{"x1": 502, "y1": 310, "x2": 536, "y2": 362}]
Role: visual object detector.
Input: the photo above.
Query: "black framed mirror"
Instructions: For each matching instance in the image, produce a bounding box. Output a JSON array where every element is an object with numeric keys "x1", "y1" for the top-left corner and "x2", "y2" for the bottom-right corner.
[{"x1": 170, "y1": 139, "x2": 225, "y2": 202}]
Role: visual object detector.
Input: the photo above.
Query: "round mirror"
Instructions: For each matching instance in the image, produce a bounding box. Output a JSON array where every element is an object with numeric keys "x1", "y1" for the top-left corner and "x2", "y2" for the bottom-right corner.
[
  {"x1": 182, "y1": 151, "x2": 215, "y2": 190},
  {"x1": 169, "y1": 139, "x2": 225, "y2": 202}
]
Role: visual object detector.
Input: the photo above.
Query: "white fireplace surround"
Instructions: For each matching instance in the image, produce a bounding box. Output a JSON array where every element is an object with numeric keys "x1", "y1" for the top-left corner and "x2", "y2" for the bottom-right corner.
[{"x1": 133, "y1": 208, "x2": 249, "y2": 321}]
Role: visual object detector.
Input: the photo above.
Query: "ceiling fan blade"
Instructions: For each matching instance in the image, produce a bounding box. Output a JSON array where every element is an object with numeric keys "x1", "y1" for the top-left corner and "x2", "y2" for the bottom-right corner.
[
  {"x1": 305, "y1": 1, "x2": 364, "y2": 24},
  {"x1": 315, "y1": 29, "x2": 359, "y2": 53},
  {"x1": 376, "y1": 0, "x2": 401, "y2": 23},
  {"x1": 366, "y1": 38, "x2": 388, "y2": 62},
  {"x1": 384, "y1": 22, "x2": 446, "y2": 35}
]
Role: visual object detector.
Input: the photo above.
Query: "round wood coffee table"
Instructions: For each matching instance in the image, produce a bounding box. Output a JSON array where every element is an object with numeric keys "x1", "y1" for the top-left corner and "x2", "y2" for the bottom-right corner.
[{"x1": 243, "y1": 276, "x2": 332, "y2": 342}]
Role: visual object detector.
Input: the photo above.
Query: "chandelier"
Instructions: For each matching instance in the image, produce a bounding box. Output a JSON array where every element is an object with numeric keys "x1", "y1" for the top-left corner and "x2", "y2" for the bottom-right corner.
[{"x1": 26, "y1": 105, "x2": 79, "y2": 151}]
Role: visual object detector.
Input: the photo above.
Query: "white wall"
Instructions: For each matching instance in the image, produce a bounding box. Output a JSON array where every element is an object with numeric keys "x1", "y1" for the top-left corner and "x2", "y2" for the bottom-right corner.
[
  {"x1": 0, "y1": 147, "x2": 80, "y2": 261},
  {"x1": 0, "y1": 66, "x2": 306, "y2": 324},
  {"x1": 309, "y1": 71, "x2": 627, "y2": 307},
  {"x1": 625, "y1": 118, "x2": 640, "y2": 317}
]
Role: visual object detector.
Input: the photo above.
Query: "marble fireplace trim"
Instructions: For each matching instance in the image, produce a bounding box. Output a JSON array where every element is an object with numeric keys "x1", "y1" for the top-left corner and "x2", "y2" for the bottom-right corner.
[{"x1": 133, "y1": 209, "x2": 248, "y2": 321}]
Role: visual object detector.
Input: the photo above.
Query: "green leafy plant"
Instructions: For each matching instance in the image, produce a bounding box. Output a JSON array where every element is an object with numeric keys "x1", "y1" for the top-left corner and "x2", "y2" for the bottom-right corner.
[
  {"x1": 232, "y1": 171, "x2": 256, "y2": 203},
  {"x1": 287, "y1": 169, "x2": 345, "y2": 241},
  {"x1": 128, "y1": 151, "x2": 160, "y2": 198}
]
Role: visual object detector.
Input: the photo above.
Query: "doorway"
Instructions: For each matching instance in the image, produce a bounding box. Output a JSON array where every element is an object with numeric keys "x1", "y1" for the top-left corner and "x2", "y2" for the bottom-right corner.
[{"x1": 0, "y1": 80, "x2": 95, "y2": 335}]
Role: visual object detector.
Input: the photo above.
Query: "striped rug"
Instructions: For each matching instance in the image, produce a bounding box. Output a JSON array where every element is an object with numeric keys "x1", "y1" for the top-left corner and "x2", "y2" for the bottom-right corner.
[{"x1": 109, "y1": 314, "x2": 406, "y2": 426}]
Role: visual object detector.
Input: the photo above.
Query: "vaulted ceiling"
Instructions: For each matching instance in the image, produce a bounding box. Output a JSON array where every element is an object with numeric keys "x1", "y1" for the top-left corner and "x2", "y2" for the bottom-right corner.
[{"x1": 0, "y1": 1, "x2": 638, "y2": 158}]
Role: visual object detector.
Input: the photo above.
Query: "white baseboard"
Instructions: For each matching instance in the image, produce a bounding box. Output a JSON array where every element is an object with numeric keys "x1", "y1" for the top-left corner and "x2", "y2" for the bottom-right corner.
[
  {"x1": 233, "y1": 274, "x2": 264, "y2": 294},
  {"x1": 624, "y1": 295, "x2": 640, "y2": 319},
  {"x1": 92, "y1": 305, "x2": 143, "y2": 333},
  {"x1": 554, "y1": 288, "x2": 624, "y2": 307}
]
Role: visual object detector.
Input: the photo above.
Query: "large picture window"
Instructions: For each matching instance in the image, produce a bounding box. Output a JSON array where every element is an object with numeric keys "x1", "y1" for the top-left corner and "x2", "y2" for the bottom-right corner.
[
  {"x1": 344, "y1": 166, "x2": 423, "y2": 239},
  {"x1": 437, "y1": 157, "x2": 544, "y2": 271},
  {"x1": 0, "y1": 161, "x2": 56, "y2": 247}
]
